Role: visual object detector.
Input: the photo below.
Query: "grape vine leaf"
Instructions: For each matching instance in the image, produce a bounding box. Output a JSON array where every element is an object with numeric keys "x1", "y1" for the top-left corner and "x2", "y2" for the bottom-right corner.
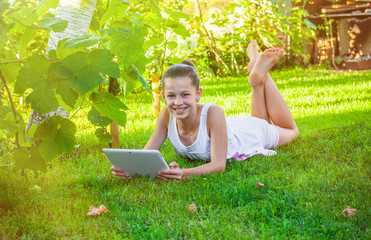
[
  {"x1": 61, "y1": 49, "x2": 120, "y2": 94},
  {"x1": 0, "y1": 21, "x2": 7, "y2": 51},
  {"x1": 64, "y1": 33, "x2": 101, "y2": 48},
  {"x1": 0, "y1": 51, "x2": 21, "y2": 85},
  {"x1": 50, "y1": 63, "x2": 79, "y2": 108},
  {"x1": 90, "y1": 92, "x2": 128, "y2": 127},
  {"x1": 38, "y1": 17, "x2": 68, "y2": 32},
  {"x1": 33, "y1": 116, "x2": 76, "y2": 161},
  {"x1": 19, "y1": 28, "x2": 37, "y2": 53},
  {"x1": 26, "y1": 72, "x2": 59, "y2": 115},
  {"x1": 106, "y1": 27, "x2": 147, "y2": 69},
  {"x1": 132, "y1": 65, "x2": 151, "y2": 92},
  {"x1": 88, "y1": 106, "x2": 112, "y2": 127},
  {"x1": 95, "y1": 127, "x2": 113, "y2": 143},
  {"x1": 14, "y1": 147, "x2": 46, "y2": 173},
  {"x1": 6, "y1": 7, "x2": 38, "y2": 26}
]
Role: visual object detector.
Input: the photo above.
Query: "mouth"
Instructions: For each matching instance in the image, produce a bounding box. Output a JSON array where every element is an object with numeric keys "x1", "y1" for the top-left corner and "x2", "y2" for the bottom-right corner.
[{"x1": 173, "y1": 107, "x2": 187, "y2": 113}]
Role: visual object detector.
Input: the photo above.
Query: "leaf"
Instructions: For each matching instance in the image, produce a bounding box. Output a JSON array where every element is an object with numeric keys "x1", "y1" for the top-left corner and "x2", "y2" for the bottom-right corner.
[
  {"x1": 107, "y1": 27, "x2": 147, "y2": 68},
  {"x1": 90, "y1": 92, "x2": 128, "y2": 127},
  {"x1": 304, "y1": 18, "x2": 316, "y2": 29},
  {"x1": 255, "y1": 182, "x2": 265, "y2": 188},
  {"x1": 95, "y1": 127, "x2": 112, "y2": 143},
  {"x1": 29, "y1": 147, "x2": 47, "y2": 172},
  {"x1": 15, "y1": 55, "x2": 51, "y2": 94},
  {"x1": 38, "y1": 17, "x2": 68, "y2": 32},
  {"x1": 6, "y1": 7, "x2": 38, "y2": 26},
  {"x1": 165, "y1": 9, "x2": 190, "y2": 20},
  {"x1": 64, "y1": 33, "x2": 101, "y2": 48},
  {"x1": 0, "y1": 21, "x2": 7, "y2": 51},
  {"x1": 13, "y1": 148, "x2": 29, "y2": 170},
  {"x1": 342, "y1": 207, "x2": 356, "y2": 217},
  {"x1": 90, "y1": 49, "x2": 120, "y2": 78},
  {"x1": 33, "y1": 116, "x2": 76, "y2": 161},
  {"x1": 188, "y1": 204, "x2": 198, "y2": 212},
  {"x1": 88, "y1": 107, "x2": 112, "y2": 127},
  {"x1": 13, "y1": 147, "x2": 46, "y2": 173},
  {"x1": 61, "y1": 50, "x2": 120, "y2": 94},
  {"x1": 132, "y1": 65, "x2": 151, "y2": 92},
  {"x1": 36, "y1": 0, "x2": 59, "y2": 16},
  {"x1": 87, "y1": 204, "x2": 109, "y2": 216},
  {"x1": 55, "y1": 84, "x2": 79, "y2": 109},
  {"x1": 26, "y1": 75, "x2": 59, "y2": 115},
  {"x1": 148, "y1": 0, "x2": 162, "y2": 22},
  {"x1": 167, "y1": 41, "x2": 178, "y2": 50},
  {"x1": 19, "y1": 28, "x2": 37, "y2": 53},
  {"x1": 167, "y1": 20, "x2": 190, "y2": 39}
]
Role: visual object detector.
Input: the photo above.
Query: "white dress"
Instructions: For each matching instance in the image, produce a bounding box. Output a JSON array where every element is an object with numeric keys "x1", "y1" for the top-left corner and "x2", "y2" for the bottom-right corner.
[{"x1": 167, "y1": 103, "x2": 279, "y2": 162}]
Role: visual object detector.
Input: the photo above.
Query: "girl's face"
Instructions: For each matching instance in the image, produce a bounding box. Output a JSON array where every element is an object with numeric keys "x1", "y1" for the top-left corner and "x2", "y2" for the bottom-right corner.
[{"x1": 162, "y1": 77, "x2": 202, "y2": 120}]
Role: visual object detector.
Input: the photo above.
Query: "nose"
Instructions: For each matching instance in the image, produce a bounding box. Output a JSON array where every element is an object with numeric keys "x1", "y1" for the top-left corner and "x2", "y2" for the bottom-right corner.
[{"x1": 174, "y1": 96, "x2": 183, "y2": 105}]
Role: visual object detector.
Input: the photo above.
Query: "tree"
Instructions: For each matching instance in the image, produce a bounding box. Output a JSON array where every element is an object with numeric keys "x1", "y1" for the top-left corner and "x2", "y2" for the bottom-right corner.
[{"x1": 26, "y1": 0, "x2": 98, "y2": 133}]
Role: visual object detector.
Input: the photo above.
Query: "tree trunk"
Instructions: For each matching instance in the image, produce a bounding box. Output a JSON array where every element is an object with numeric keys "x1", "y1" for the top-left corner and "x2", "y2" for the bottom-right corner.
[{"x1": 26, "y1": 0, "x2": 97, "y2": 132}]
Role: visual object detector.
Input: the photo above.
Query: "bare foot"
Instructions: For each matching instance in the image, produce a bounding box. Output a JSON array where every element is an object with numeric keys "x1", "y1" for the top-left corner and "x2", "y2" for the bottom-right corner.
[
  {"x1": 248, "y1": 48, "x2": 284, "y2": 87},
  {"x1": 246, "y1": 40, "x2": 260, "y2": 72}
]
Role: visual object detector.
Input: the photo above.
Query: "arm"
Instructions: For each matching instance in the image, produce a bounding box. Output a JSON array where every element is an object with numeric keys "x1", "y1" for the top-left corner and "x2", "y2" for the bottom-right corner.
[
  {"x1": 158, "y1": 105, "x2": 228, "y2": 180},
  {"x1": 144, "y1": 106, "x2": 169, "y2": 150},
  {"x1": 111, "y1": 107, "x2": 170, "y2": 179}
]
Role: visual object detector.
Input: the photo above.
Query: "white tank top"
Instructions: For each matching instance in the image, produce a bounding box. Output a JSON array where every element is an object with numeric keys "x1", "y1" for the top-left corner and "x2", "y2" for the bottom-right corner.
[{"x1": 167, "y1": 103, "x2": 212, "y2": 160}]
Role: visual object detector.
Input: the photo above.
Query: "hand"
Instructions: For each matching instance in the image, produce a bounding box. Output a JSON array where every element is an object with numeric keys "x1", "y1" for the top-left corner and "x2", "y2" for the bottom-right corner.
[
  {"x1": 110, "y1": 166, "x2": 132, "y2": 179},
  {"x1": 157, "y1": 162, "x2": 183, "y2": 181}
]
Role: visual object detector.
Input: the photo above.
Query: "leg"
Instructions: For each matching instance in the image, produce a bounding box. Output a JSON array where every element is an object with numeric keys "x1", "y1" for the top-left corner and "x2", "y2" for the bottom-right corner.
[
  {"x1": 247, "y1": 45, "x2": 299, "y2": 146},
  {"x1": 246, "y1": 41, "x2": 269, "y2": 122}
]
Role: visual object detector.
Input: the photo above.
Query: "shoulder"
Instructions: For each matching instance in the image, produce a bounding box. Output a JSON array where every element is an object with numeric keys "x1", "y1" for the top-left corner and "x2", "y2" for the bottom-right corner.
[
  {"x1": 207, "y1": 104, "x2": 225, "y2": 118},
  {"x1": 157, "y1": 106, "x2": 171, "y2": 129},
  {"x1": 206, "y1": 104, "x2": 226, "y2": 127}
]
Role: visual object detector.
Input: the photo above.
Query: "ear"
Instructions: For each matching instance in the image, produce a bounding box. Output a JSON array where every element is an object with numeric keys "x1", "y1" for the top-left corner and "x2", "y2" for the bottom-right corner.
[
  {"x1": 196, "y1": 88, "x2": 202, "y2": 102},
  {"x1": 161, "y1": 92, "x2": 166, "y2": 104}
]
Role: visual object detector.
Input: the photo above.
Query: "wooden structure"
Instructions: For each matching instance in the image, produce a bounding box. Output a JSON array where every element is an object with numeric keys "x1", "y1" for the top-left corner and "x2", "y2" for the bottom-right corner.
[{"x1": 302, "y1": 0, "x2": 371, "y2": 70}]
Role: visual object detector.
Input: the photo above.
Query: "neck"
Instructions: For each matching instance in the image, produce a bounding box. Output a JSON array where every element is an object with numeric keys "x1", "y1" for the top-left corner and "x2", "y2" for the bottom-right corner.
[{"x1": 176, "y1": 105, "x2": 200, "y2": 131}]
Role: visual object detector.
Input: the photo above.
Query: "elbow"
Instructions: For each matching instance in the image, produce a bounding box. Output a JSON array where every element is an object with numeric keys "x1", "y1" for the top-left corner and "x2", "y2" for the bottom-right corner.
[{"x1": 214, "y1": 162, "x2": 226, "y2": 173}]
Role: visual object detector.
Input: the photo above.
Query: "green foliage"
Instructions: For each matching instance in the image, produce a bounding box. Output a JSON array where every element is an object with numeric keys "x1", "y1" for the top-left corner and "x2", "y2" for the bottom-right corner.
[
  {"x1": 0, "y1": 0, "x2": 174, "y2": 174},
  {"x1": 34, "y1": 116, "x2": 76, "y2": 161},
  {"x1": 90, "y1": 92, "x2": 128, "y2": 127}
]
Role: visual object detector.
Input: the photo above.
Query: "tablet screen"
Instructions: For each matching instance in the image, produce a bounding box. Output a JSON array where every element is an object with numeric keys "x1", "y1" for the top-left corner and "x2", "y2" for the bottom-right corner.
[{"x1": 103, "y1": 149, "x2": 170, "y2": 178}]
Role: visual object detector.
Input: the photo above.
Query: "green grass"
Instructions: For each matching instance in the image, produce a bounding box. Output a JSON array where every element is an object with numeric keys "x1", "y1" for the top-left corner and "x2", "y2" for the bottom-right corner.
[{"x1": 1, "y1": 67, "x2": 370, "y2": 239}]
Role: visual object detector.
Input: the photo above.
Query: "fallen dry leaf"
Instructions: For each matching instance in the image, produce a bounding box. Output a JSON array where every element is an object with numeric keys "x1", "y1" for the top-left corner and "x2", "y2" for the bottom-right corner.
[
  {"x1": 87, "y1": 204, "x2": 109, "y2": 216},
  {"x1": 342, "y1": 206, "x2": 356, "y2": 218},
  {"x1": 256, "y1": 182, "x2": 265, "y2": 189},
  {"x1": 188, "y1": 204, "x2": 198, "y2": 212}
]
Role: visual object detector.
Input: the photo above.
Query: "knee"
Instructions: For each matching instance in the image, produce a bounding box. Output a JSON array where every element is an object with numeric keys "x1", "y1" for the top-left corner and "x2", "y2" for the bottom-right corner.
[{"x1": 292, "y1": 126, "x2": 299, "y2": 139}]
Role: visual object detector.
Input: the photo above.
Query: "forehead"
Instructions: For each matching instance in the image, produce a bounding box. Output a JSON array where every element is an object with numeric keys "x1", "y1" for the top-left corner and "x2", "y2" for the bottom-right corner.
[{"x1": 163, "y1": 76, "x2": 195, "y2": 90}]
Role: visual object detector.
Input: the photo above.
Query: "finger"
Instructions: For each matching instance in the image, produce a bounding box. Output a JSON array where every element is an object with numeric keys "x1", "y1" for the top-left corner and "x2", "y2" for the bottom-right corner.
[
  {"x1": 169, "y1": 162, "x2": 179, "y2": 168},
  {"x1": 111, "y1": 166, "x2": 123, "y2": 172},
  {"x1": 157, "y1": 174, "x2": 169, "y2": 181},
  {"x1": 111, "y1": 171, "x2": 131, "y2": 179},
  {"x1": 158, "y1": 172, "x2": 181, "y2": 180}
]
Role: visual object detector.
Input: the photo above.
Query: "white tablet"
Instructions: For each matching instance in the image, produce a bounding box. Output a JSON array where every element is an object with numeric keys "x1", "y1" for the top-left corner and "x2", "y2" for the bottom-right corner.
[{"x1": 103, "y1": 149, "x2": 170, "y2": 178}]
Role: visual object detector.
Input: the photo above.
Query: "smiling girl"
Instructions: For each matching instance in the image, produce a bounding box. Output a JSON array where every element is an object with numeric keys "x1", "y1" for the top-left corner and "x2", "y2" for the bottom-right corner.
[{"x1": 111, "y1": 41, "x2": 299, "y2": 181}]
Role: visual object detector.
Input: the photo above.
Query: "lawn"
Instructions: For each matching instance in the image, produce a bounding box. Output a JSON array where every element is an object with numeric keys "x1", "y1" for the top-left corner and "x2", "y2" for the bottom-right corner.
[{"x1": 0, "y1": 67, "x2": 370, "y2": 239}]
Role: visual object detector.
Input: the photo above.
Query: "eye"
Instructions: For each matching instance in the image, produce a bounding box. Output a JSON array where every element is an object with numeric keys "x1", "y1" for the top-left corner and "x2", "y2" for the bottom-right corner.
[
  {"x1": 182, "y1": 93, "x2": 190, "y2": 97},
  {"x1": 167, "y1": 95, "x2": 175, "y2": 98}
]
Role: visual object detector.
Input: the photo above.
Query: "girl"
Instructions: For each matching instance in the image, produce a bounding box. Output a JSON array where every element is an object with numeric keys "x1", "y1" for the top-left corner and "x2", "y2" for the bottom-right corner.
[{"x1": 111, "y1": 41, "x2": 299, "y2": 181}]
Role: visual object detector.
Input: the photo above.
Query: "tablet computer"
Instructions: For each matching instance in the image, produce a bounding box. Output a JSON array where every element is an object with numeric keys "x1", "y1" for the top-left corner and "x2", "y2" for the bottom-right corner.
[{"x1": 103, "y1": 149, "x2": 170, "y2": 178}]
